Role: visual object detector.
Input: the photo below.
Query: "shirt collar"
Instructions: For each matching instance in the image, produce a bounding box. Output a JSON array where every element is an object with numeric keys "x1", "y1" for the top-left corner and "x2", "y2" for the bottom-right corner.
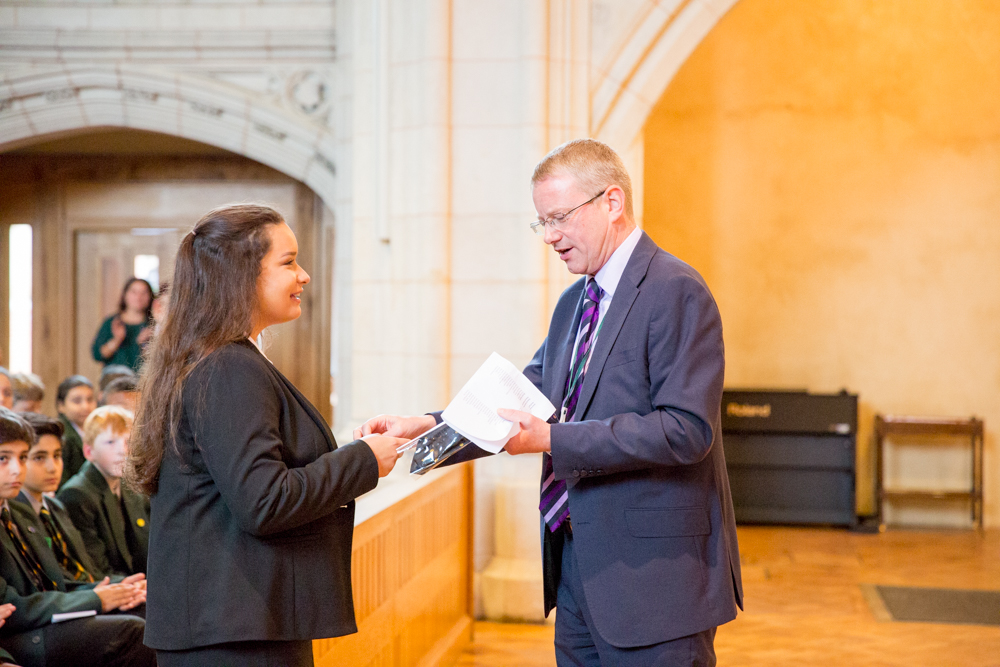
[
  {"x1": 25, "y1": 492, "x2": 44, "y2": 515},
  {"x1": 593, "y1": 226, "x2": 642, "y2": 299}
]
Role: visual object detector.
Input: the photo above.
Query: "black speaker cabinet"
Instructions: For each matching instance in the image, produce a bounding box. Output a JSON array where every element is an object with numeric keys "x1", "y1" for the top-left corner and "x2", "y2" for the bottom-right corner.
[{"x1": 722, "y1": 390, "x2": 857, "y2": 527}]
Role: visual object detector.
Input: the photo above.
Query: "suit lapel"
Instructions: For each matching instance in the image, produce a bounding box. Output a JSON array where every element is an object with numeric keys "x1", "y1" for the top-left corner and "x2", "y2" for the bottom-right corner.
[
  {"x1": 573, "y1": 233, "x2": 658, "y2": 421},
  {"x1": 547, "y1": 278, "x2": 587, "y2": 410},
  {"x1": 246, "y1": 340, "x2": 337, "y2": 453}
]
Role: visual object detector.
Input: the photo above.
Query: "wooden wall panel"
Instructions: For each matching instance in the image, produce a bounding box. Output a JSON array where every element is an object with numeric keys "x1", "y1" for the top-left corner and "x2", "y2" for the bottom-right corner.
[{"x1": 314, "y1": 466, "x2": 473, "y2": 667}]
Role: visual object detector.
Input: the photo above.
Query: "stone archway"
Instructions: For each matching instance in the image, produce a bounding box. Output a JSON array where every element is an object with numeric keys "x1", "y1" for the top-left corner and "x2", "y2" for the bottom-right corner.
[
  {"x1": 0, "y1": 64, "x2": 338, "y2": 209},
  {"x1": 590, "y1": 0, "x2": 740, "y2": 151}
]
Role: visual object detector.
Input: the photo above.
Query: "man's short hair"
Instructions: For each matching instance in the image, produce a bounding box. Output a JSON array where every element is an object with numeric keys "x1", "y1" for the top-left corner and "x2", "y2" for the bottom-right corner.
[
  {"x1": 11, "y1": 372, "x2": 45, "y2": 403},
  {"x1": 99, "y1": 365, "x2": 137, "y2": 393},
  {"x1": 531, "y1": 139, "x2": 634, "y2": 221},
  {"x1": 57, "y1": 375, "x2": 94, "y2": 405},
  {"x1": 0, "y1": 406, "x2": 35, "y2": 447},
  {"x1": 21, "y1": 412, "x2": 65, "y2": 443},
  {"x1": 102, "y1": 375, "x2": 138, "y2": 399},
  {"x1": 83, "y1": 405, "x2": 133, "y2": 445}
]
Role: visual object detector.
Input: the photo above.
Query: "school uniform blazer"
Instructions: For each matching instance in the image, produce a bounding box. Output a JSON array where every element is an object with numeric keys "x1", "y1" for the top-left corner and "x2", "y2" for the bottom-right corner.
[
  {"x1": 14, "y1": 492, "x2": 102, "y2": 579},
  {"x1": 0, "y1": 502, "x2": 101, "y2": 635},
  {"x1": 451, "y1": 232, "x2": 744, "y2": 647},
  {"x1": 56, "y1": 461, "x2": 150, "y2": 577},
  {"x1": 58, "y1": 413, "x2": 85, "y2": 488},
  {"x1": 143, "y1": 340, "x2": 380, "y2": 651}
]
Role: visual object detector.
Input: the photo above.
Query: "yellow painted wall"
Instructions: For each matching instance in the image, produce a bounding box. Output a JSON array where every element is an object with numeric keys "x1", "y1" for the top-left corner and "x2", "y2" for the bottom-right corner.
[{"x1": 643, "y1": 0, "x2": 1000, "y2": 524}]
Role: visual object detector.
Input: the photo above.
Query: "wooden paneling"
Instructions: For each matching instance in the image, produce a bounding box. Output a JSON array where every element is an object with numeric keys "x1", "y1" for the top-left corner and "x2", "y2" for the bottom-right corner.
[{"x1": 314, "y1": 466, "x2": 474, "y2": 667}]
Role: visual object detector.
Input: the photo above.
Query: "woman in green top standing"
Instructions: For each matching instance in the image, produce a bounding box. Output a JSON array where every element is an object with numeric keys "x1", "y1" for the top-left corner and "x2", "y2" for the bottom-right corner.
[{"x1": 92, "y1": 277, "x2": 155, "y2": 371}]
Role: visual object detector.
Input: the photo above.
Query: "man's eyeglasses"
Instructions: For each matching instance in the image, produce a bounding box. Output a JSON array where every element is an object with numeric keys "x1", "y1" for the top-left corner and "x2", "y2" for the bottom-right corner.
[{"x1": 529, "y1": 190, "x2": 606, "y2": 235}]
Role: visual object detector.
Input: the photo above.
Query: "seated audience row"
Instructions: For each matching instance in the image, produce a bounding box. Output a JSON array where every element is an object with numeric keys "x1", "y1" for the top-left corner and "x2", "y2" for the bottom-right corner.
[{"x1": 0, "y1": 404, "x2": 153, "y2": 666}]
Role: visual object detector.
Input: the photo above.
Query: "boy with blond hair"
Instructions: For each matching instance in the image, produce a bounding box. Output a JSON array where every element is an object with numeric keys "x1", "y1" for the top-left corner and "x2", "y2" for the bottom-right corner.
[{"x1": 57, "y1": 406, "x2": 149, "y2": 578}]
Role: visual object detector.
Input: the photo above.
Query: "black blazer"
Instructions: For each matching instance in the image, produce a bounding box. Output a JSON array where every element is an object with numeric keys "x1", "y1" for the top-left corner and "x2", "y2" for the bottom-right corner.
[
  {"x1": 56, "y1": 461, "x2": 149, "y2": 577},
  {"x1": 143, "y1": 340, "x2": 379, "y2": 651},
  {"x1": 0, "y1": 501, "x2": 101, "y2": 635},
  {"x1": 58, "y1": 413, "x2": 85, "y2": 489},
  {"x1": 14, "y1": 492, "x2": 101, "y2": 579}
]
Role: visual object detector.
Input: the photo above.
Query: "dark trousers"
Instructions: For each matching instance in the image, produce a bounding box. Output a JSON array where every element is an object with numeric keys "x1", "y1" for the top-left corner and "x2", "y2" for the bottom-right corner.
[
  {"x1": 156, "y1": 640, "x2": 314, "y2": 667},
  {"x1": 2, "y1": 614, "x2": 155, "y2": 667},
  {"x1": 555, "y1": 532, "x2": 717, "y2": 667}
]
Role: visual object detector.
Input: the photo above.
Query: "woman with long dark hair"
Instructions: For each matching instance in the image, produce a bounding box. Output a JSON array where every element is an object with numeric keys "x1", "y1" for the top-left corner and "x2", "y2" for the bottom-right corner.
[
  {"x1": 92, "y1": 277, "x2": 155, "y2": 371},
  {"x1": 128, "y1": 204, "x2": 404, "y2": 666}
]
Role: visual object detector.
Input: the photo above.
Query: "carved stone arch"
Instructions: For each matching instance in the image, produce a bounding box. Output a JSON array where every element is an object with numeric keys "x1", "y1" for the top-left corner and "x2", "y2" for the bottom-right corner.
[
  {"x1": 0, "y1": 64, "x2": 339, "y2": 210},
  {"x1": 590, "y1": 0, "x2": 740, "y2": 151}
]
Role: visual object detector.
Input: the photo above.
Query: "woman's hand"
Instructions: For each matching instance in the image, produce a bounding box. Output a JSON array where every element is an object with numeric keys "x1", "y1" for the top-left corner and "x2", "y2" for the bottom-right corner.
[
  {"x1": 354, "y1": 414, "x2": 436, "y2": 441},
  {"x1": 361, "y1": 435, "x2": 408, "y2": 477},
  {"x1": 110, "y1": 316, "x2": 127, "y2": 343}
]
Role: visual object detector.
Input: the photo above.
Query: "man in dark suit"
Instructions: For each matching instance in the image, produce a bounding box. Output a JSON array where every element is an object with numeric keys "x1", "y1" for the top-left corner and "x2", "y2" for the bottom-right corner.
[
  {"x1": 0, "y1": 407, "x2": 153, "y2": 667},
  {"x1": 57, "y1": 406, "x2": 149, "y2": 577},
  {"x1": 358, "y1": 139, "x2": 743, "y2": 665}
]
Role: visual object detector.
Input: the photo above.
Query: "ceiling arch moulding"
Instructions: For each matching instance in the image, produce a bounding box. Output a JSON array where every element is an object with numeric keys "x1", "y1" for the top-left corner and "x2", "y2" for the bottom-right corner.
[
  {"x1": 0, "y1": 64, "x2": 338, "y2": 210},
  {"x1": 590, "y1": 0, "x2": 739, "y2": 151}
]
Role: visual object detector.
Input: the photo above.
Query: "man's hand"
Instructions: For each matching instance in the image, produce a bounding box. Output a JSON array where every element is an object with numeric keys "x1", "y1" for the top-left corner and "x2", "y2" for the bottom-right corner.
[
  {"x1": 362, "y1": 435, "x2": 409, "y2": 477},
  {"x1": 498, "y1": 409, "x2": 551, "y2": 455},
  {"x1": 93, "y1": 577, "x2": 145, "y2": 612},
  {"x1": 353, "y1": 414, "x2": 436, "y2": 441}
]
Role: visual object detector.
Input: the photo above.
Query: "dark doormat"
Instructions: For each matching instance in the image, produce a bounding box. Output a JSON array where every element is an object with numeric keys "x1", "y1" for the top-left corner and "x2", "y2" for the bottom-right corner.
[{"x1": 861, "y1": 584, "x2": 1000, "y2": 626}]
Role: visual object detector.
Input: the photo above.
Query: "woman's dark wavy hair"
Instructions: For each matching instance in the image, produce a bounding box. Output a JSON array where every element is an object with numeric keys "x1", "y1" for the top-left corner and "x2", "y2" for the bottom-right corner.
[
  {"x1": 127, "y1": 204, "x2": 284, "y2": 494},
  {"x1": 117, "y1": 277, "x2": 155, "y2": 322}
]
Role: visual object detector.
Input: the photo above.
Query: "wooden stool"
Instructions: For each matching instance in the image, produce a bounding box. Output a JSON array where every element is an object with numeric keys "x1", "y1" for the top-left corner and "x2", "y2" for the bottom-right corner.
[{"x1": 875, "y1": 415, "x2": 984, "y2": 531}]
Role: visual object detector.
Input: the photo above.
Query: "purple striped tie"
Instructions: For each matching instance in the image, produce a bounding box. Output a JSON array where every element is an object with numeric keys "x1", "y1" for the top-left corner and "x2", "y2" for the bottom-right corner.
[{"x1": 540, "y1": 278, "x2": 604, "y2": 532}]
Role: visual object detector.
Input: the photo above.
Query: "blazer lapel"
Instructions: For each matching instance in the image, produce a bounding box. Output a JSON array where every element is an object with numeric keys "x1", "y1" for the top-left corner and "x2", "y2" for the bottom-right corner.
[
  {"x1": 87, "y1": 464, "x2": 132, "y2": 572},
  {"x1": 17, "y1": 513, "x2": 65, "y2": 590},
  {"x1": 546, "y1": 278, "x2": 587, "y2": 410},
  {"x1": 573, "y1": 232, "x2": 658, "y2": 421},
  {"x1": 0, "y1": 513, "x2": 39, "y2": 590},
  {"x1": 248, "y1": 340, "x2": 336, "y2": 453}
]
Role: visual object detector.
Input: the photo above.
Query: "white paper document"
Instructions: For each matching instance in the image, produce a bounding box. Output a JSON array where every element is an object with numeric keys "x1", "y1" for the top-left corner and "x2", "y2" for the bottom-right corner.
[
  {"x1": 441, "y1": 352, "x2": 556, "y2": 454},
  {"x1": 52, "y1": 610, "x2": 98, "y2": 624}
]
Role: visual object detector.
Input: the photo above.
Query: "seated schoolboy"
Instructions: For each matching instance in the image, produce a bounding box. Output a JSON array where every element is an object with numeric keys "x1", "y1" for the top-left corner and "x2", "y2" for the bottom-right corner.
[
  {"x1": 0, "y1": 407, "x2": 154, "y2": 667},
  {"x1": 54, "y1": 376, "x2": 97, "y2": 488},
  {"x1": 99, "y1": 376, "x2": 138, "y2": 415},
  {"x1": 15, "y1": 413, "x2": 102, "y2": 583},
  {"x1": 10, "y1": 374, "x2": 44, "y2": 415},
  {"x1": 97, "y1": 365, "x2": 135, "y2": 405},
  {"x1": 56, "y1": 406, "x2": 149, "y2": 577}
]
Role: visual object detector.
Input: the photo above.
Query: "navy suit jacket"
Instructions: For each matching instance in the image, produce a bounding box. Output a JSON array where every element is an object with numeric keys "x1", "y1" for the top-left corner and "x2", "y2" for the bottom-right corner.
[{"x1": 453, "y1": 232, "x2": 743, "y2": 647}]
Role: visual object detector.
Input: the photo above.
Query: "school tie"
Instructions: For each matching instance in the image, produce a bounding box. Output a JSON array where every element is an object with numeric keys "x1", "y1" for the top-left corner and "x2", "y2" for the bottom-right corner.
[
  {"x1": 39, "y1": 505, "x2": 94, "y2": 583},
  {"x1": 539, "y1": 278, "x2": 604, "y2": 533},
  {"x1": 1, "y1": 505, "x2": 58, "y2": 591}
]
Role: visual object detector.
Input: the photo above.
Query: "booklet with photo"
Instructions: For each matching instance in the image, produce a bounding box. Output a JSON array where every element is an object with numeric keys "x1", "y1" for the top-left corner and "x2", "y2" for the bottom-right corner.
[{"x1": 401, "y1": 352, "x2": 556, "y2": 474}]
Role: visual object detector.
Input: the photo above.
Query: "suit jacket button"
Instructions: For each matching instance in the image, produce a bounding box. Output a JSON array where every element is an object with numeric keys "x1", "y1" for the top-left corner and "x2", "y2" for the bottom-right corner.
[
  {"x1": 32, "y1": 635, "x2": 41, "y2": 644},
  {"x1": 597, "y1": 469, "x2": 603, "y2": 474},
  {"x1": 572, "y1": 470, "x2": 580, "y2": 478}
]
